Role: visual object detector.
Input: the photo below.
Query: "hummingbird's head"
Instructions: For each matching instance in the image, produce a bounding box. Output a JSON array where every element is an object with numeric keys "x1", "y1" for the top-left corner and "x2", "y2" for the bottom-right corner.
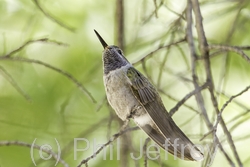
[{"x1": 94, "y1": 30, "x2": 130, "y2": 74}]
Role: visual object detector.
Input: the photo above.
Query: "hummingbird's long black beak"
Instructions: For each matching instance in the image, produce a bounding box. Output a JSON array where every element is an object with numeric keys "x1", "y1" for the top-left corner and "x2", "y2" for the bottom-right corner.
[{"x1": 94, "y1": 30, "x2": 108, "y2": 49}]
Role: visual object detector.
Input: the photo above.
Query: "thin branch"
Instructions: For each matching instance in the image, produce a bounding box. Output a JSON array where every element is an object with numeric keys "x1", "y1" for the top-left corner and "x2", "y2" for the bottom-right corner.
[
  {"x1": 234, "y1": 46, "x2": 250, "y2": 50},
  {"x1": 128, "y1": 134, "x2": 141, "y2": 167},
  {"x1": 194, "y1": 0, "x2": 244, "y2": 165},
  {"x1": 143, "y1": 137, "x2": 151, "y2": 167},
  {"x1": 0, "y1": 56, "x2": 96, "y2": 103},
  {"x1": 208, "y1": 44, "x2": 250, "y2": 63},
  {"x1": 234, "y1": 133, "x2": 250, "y2": 142},
  {"x1": 153, "y1": 0, "x2": 158, "y2": 18},
  {"x1": 217, "y1": 91, "x2": 250, "y2": 127},
  {"x1": 60, "y1": 117, "x2": 110, "y2": 158},
  {"x1": 0, "y1": 66, "x2": 31, "y2": 101},
  {"x1": 200, "y1": 129, "x2": 215, "y2": 141},
  {"x1": 192, "y1": 0, "x2": 242, "y2": 166},
  {"x1": 116, "y1": 0, "x2": 124, "y2": 50},
  {"x1": 142, "y1": 1, "x2": 164, "y2": 24},
  {"x1": 229, "y1": 112, "x2": 250, "y2": 133},
  {"x1": 156, "y1": 33, "x2": 175, "y2": 89},
  {"x1": 179, "y1": 113, "x2": 198, "y2": 128},
  {"x1": 187, "y1": 1, "x2": 234, "y2": 166},
  {"x1": 3, "y1": 38, "x2": 68, "y2": 58},
  {"x1": 228, "y1": 110, "x2": 250, "y2": 127},
  {"x1": 187, "y1": 0, "x2": 211, "y2": 129},
  {"x1": 0, "y1": 140, "x2": 69, "y2": 167},
  {"x1": 164, "y1": 4, "x2": 185, "y2": 20},
  {"x1": 95, "y1": 96, "x2": 107, "y2": 112},
  {"x1": 154, "y1": 146, "x2": 163, "y2": 167},
  {"x1": 76, "y1": 126, "x2": 140, "y2": 167},
  {"x1": 214, "y1": 85, "x2": 250, "y2": 131},
  {"x1": 115, "y1": 1, "x2": 132, "y2": 167},
  {"x1": 133, "y1": 38, "x2": 186, "y2": 66},
  {"x1": 220, "y1": 91, "x2": 250, "y2": 112},
  {"x1": 159, "y1": 89, "x2": 200, "y2": 115},
  {"x1": 106, "y1": 110, "x2": 114, "y2": 140},
  {"x1": 32, "y1": 0, "x2": 75, "y2": 32},
  {"x1": 141, "y1": 59, "x2": 154, "y2": 85},
  {"x1": 215, "y1": 5, "x2": 245, "y2": 111},
  {"x1": 169, "y1": 82, "x2": 209, "y2": 116}
]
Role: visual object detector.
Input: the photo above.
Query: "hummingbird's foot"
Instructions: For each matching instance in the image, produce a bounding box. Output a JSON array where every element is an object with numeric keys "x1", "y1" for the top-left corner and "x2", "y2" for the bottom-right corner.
[
  {"x1": 130, "y1": 105, "x2": 143, "y2": 118},
  {"x1": 120, "y1": 119, "x2": 130, "y2": 131}
]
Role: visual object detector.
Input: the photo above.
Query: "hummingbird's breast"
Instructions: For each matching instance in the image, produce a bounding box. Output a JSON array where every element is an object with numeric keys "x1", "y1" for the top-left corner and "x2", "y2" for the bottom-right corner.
[{"x1": 103, "y1": 64, "x2": 141, "y2": 121}]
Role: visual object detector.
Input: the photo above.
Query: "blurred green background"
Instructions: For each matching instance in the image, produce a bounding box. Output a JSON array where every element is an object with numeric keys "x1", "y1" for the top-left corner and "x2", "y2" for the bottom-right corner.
[{"x1": 0, "y1": 0, "x2": 250, "y2": 167}]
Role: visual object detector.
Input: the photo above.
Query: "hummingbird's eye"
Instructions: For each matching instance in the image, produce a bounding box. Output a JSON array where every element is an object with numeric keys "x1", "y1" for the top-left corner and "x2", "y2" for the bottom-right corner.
[{"x1": 117, "y1": 49, "x2": 122, "y2": 55}]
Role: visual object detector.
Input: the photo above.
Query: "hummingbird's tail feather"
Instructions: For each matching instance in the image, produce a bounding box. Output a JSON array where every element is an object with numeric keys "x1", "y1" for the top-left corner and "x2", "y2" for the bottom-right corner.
[
  {"x1": 140, "y1": 124, "x2": 180, "y2": 157},
  {"x1": 165, "y1": 117, "x2": 204, "y2": 161},
  {"x1": 130, "y1": 94, "x2": 204, "y2": 161},
  {"x1": 140, "y1": 100, "x2": 204, "y2": 161},
  {"x1": 139, "y1": 123, "x2": 203, "y2": 161}
]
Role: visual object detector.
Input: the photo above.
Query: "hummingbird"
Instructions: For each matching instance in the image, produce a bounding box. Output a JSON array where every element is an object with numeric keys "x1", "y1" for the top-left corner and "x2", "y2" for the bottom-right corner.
[{"x1": 94, "y1": 30, "x2": 204, "y2": 161}]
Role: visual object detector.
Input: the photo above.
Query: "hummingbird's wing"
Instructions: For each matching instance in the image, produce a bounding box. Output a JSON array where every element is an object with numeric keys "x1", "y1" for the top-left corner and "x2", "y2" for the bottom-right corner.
[{"x1": 127, "y1": 67, "x2": 203, "y2": 161}]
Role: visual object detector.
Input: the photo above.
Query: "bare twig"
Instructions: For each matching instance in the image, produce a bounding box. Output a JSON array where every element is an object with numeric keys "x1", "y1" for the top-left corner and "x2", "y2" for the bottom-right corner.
[
  {"x1": 192, "y1": 0, "x2": 242, "y2": 166},
  {"x1": 215, "y1": 6, "x2": 244, "y2": 127},
  {"x1": 115, "y1": 1, "x2": 132, "y2": 167},
  {"x1": 153, "y1": 0, "x2": 158, "y2": 18},
  {"x1": 187, "y1": 0, "x2": 211, "y2": 129},
  {"x1": 133, "y1": 38, "x2": 186, "y2": 66},
  {"x1": 229, "y1": 112, "x2": 250, "y2": 133},
  {"x1": 116, "y1": 0, "x2": 124, "y2": 50},
  {"x1": 107, "y1": 110, "x2": 114, "y2": 140},
  {"x1": 234, "y1": 45, "x2": 250, "y2": 50},
  {"x1": 143, "y1": 137, "x2": 151, "y2": 167},
  {"x1": 156, "y1": 34, "x2": 175, "y2": 89},
  {"x1": 0, "y1": 38, "x2": 67, "y2": 104},
  {"x1": 179, "y1": 113, "x2": 198, "y2": 128},
  {"x1": 159, "y1": 89, "x2": 200, "y2": 115},
  {"x1": 118, "y1": 119, "x2": 131, "y2": 167},
  {"x1": 192, "y1": 0, "x2": 243, "y2": 166},
  {"x1": 154, "y1": 144, "x2": 162, "y2": 167},
  {"x1": 0, "y1": 66, "x2": 31, "y2": 101},
  {"x1": 141, "y1": 59, "x2": 154, "y2": 85},
  {"x1": 169, "y1": 82, "x2": 209, "y2": 116},
  {"x1": 32, "y1": 0, "x2": 75, "y2": 32},
  {"x1": 208, "y1": 44, "x2": 250, "y2": 63},
  {"x1": 200, "y1": 129, "x2": 215, "y2": 141},
  {"x1": 214, "y1": 85, "x2": 250, "y2": 131},
  {"x1": 142, "y1": 1, "x2": 164, "y2": 24},
  {"x1": 187, "y1": 1, "x2": 234, "y2": 166},
  {"x1": 0, "y1": 140, "x2": 69, "y2": 167},
  {"x1": 216, "y1": 91, "x2": 250, "y2": 133},
  {"x1": 0, "y1": 56, "x2": 96, "y2": 103},
  {"x1": 164, "y1": 4, "x2": 185, "y2": 20},
  {"x1": 76, "y1": 126, "x2": 140, "y2": 167},
  {"x1": 3, "y1": 38, "x2": 68, "y2": 58},
  {"x1": 96, "y1": 96, "x2": 107, "y2": 112},
  {"x1": 60, "y1": 117, "x2": 110, "y2": 157}
]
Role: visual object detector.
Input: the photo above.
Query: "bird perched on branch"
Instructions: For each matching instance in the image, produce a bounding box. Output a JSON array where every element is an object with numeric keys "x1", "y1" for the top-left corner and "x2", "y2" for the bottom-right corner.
[{"x1": 94, "y1": 30, "x2": 203, "y2": 161}]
